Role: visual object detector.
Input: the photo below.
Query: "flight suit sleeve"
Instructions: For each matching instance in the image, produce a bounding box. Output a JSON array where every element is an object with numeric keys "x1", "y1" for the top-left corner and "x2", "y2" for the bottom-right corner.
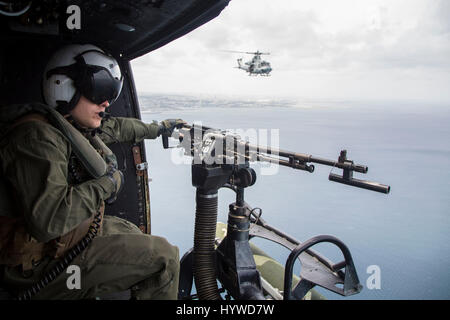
[
  {"x1": 2, "y1": 122, "x2": 116, "y2": 242},
  {"x1": 98, "y1": 117, "x2": 160, "y2": 144}
]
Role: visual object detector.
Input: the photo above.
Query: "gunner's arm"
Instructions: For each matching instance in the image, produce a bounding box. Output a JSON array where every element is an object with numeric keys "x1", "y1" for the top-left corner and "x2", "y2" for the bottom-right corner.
[
  {"x1": 3, "y1": 122, "x2": 116, "y2": 242},
  {"x1": 98, "y1": 117, "x2": 160, "y2": 144}
]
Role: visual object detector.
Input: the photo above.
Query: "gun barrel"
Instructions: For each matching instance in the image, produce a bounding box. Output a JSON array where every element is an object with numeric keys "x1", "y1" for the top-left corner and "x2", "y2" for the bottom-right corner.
[
  {"x1": 309, "y1": 155, "x2": 367, "y2": 173},
  {"x1": 256, "y1": 154, "x2": 315, "y2": 172},
  {"x1": 246, "y1": 143, "x2": 368, "y2": 173}
]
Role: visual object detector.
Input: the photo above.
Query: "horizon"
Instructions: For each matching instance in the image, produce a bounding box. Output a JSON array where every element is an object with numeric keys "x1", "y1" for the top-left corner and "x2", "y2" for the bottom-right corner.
[{"x1": 135, "y1": 91, "x2": 450, "y2": 110}]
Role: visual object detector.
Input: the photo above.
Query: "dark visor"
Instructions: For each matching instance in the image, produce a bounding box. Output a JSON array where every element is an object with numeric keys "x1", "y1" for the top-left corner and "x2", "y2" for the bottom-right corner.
[{"x1": 79, "y1": 65, "x2": 123, "y2": 105}]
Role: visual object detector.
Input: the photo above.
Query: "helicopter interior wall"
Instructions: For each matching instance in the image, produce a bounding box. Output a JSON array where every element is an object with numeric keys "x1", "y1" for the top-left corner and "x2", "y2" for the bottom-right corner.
[
  {"x1": 0, "y1": 38, "x2": 54, "y2": 106},
  {"x1": 0, "y1": 38, "x2": 151, "y2": 234},
  {"x1": 0, "y1": 1, "x2": 230, "y2": 60}
]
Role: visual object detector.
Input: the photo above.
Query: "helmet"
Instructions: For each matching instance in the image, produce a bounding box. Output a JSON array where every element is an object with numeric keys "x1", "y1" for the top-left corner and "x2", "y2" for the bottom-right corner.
[{"x1": 43, "y1": 44, "x2": 123, "y2": 112}]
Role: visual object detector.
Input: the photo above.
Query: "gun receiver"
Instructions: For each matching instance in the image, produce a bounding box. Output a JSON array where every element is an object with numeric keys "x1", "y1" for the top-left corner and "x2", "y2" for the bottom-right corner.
[{"x1": 166, "y1": 124, "x2": 390, "y2": 194}]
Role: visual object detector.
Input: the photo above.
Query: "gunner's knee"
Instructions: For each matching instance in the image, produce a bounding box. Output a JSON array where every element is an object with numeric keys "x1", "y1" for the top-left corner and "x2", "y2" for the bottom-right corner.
[{"x1": 150, "y1": 235, "x2": 180, "y2": 271}]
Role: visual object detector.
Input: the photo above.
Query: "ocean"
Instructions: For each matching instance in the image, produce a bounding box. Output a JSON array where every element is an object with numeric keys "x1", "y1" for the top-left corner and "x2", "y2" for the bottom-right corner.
[{"x1": 139, "y1": 94, "x2": 450, "y2": 300}]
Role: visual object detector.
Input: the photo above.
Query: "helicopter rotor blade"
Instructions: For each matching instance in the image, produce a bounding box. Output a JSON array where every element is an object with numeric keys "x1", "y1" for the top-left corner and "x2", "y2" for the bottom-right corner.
[
  {"x1": 253, "y1": 51, "x2": 270, "y2": 55},
  {"x1": 221, "y1": 50, "x2": 250, "y2": 54},
  {"x1": 222, "y1": 50, "x2": 271, "y2": 55},
  {"x1": 244, "y1": 51, "x2": 271, "y2": 55}
]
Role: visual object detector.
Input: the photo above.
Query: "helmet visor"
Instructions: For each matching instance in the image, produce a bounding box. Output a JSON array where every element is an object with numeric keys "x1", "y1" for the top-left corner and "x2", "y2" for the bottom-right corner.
[{"x1": 82, "y1": 65, "x2": 123, "y2": 105}]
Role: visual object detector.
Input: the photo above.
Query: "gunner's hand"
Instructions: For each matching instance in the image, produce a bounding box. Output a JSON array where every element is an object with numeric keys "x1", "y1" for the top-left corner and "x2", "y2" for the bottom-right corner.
[
  {"x1": 157, "y1": 119, "x2": 187, "y2": 137},
  {"x1": 104, "y1": 165, "x2": 124, "y2": 204}
]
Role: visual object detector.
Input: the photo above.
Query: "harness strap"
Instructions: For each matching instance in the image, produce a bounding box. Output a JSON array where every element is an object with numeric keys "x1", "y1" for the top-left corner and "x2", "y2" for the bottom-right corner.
[{"x1": 0, "y1": 113, "x2": 105, "y2": 270}]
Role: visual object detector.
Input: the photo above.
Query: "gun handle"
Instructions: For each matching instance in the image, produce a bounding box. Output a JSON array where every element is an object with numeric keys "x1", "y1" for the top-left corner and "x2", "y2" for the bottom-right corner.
[
  {"x1": 162, "y1": 135, "x2": 169, "y2": 149},
  {"x1": 329, "y1": 173, "x2": 390, "y2": 194}
]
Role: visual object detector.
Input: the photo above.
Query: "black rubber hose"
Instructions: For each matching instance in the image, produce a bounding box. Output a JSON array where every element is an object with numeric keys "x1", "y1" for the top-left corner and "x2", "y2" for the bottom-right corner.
[{"x1": 193, "y1": 189, "x2": 221, "y2": 300}]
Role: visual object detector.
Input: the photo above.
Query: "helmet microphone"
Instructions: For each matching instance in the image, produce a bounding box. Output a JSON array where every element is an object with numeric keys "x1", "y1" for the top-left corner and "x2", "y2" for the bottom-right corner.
[{"x1": 99, "y1": 112, "x2": 111, "y2": 119}]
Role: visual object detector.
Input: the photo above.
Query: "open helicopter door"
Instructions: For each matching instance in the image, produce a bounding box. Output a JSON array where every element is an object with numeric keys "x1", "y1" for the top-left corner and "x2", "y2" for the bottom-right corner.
[{"x1": 100, "y1": 60, "x2": 152, "y2": 234}]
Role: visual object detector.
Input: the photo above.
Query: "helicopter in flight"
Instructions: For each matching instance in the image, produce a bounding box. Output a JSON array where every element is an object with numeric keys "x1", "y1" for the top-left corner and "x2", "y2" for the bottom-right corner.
[{"x1": 227, "y1": 50, "x2": 272, "y2": 76}]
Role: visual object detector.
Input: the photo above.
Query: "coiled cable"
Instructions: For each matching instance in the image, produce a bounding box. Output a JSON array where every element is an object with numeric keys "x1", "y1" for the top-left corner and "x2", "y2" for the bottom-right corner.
[{"x1": 15, "y1": 211, "x2": 102, "y2": 300}]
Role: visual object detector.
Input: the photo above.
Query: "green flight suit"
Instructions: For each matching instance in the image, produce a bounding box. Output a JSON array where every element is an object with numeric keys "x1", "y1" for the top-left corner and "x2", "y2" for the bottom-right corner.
[{"x1": 0, "y1": 113, "x2": 179, "y2": 300}]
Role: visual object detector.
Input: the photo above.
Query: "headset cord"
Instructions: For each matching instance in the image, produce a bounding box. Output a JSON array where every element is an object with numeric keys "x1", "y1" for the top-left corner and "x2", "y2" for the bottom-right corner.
[{"x1": 15, "y1": 211, "x2": 103, "y2": 300}]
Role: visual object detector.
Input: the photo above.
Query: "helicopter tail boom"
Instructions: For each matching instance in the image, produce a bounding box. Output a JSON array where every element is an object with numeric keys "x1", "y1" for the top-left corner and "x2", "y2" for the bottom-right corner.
[{"x1": 236, "y1": 58, "x2": 248, "y2": 71}]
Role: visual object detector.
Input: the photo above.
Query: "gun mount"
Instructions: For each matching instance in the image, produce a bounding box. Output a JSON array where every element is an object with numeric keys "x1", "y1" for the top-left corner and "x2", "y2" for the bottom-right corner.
[{"x1": 164, "y1": 124, "x2": 390, "y2": 300}]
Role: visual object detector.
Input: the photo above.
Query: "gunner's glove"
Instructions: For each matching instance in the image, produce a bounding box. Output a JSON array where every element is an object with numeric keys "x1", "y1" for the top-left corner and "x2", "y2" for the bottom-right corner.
[
  {"x1": 157, "y1": 119, "x2": 187, "y2": 137},
  {"x1": 104, "y1": 165, "x2": 124, "y2": 204}
]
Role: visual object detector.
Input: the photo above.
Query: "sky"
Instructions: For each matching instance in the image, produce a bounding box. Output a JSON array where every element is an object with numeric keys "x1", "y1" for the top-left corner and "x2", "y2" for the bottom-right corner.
[{"x1": 131, "y1": 0, "x2": 450, "y2": 104}]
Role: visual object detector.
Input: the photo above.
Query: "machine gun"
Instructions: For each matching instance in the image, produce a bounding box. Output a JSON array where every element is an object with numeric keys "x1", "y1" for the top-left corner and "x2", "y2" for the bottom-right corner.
[{"x1": 163, "y1": 124, "x2": 390, "y2": 300}]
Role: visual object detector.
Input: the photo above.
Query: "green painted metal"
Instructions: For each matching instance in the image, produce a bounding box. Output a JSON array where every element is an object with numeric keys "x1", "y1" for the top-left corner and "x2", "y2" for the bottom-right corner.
[{"x1": 215, "y1": 222, "x2": 325, "y2": 300}]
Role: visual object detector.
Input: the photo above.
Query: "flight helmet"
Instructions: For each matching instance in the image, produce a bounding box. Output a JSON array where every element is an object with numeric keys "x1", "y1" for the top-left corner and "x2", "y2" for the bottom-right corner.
[{"x1": 43, "y1": 44, "x2": 123, "y2": 113}]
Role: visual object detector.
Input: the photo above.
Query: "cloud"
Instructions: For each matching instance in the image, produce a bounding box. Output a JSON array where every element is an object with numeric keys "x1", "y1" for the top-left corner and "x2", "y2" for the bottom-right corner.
[{"x1": 131, "y1": 0, "x2": 450, "y2": 102}]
